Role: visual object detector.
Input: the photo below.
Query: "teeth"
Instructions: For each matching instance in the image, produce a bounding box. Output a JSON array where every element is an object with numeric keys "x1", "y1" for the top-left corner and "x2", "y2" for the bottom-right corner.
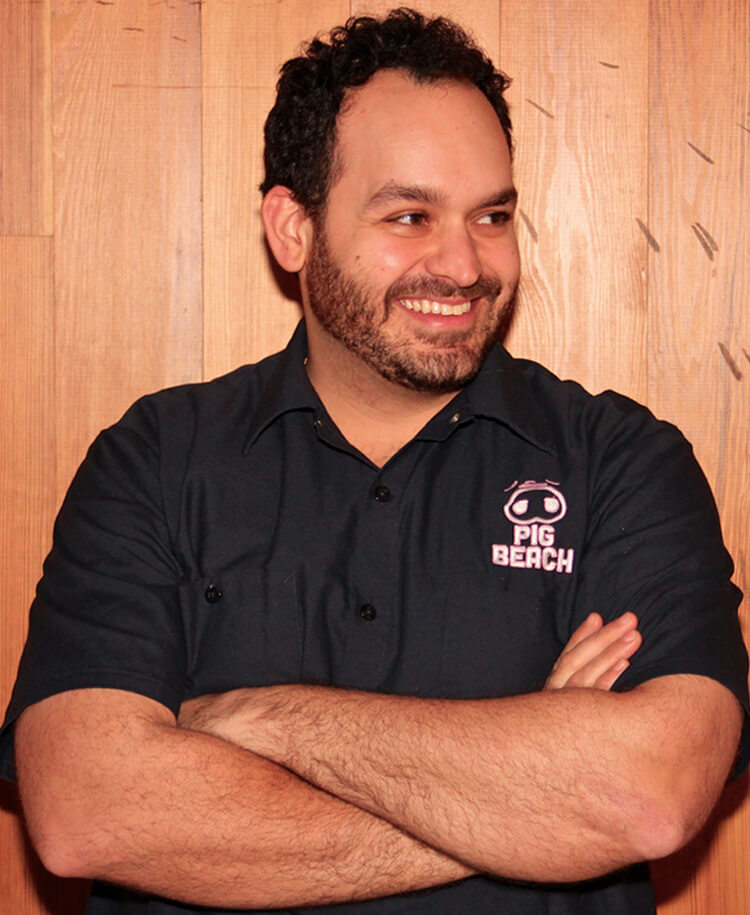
[{"x1": 400, "y1": 299, "x2": 471, "y2": 316}]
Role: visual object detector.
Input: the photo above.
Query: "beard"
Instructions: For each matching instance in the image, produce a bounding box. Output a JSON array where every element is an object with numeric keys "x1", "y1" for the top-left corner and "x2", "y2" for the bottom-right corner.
[{"x1": 305, "y1": 227, "x2": 514, "y2": 394}]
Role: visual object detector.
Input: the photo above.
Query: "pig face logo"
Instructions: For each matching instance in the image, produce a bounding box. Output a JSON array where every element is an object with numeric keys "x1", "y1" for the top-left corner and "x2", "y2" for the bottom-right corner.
[
  {"x1": 494, "y1": 480, "x2": 575, "y2": 575},
  {"x1": 503, "y1": 480, "x2": 567, "y2": 526}
]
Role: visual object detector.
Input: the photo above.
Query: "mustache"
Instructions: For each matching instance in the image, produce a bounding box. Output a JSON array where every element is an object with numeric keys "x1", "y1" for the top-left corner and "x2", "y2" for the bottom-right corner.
[{"x1": 385, "y1": 275, "x2": 503, "y2": 305}]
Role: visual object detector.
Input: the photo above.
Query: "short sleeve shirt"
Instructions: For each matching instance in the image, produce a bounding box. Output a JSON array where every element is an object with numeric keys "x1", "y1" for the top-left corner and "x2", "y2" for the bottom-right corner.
[{"x1": 2, "y1": 321, "x2": 747, "y2": 914}]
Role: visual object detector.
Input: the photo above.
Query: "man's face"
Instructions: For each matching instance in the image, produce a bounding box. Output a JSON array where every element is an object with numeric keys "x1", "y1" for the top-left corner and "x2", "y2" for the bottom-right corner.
[{"x1": 301, "y1": 69, "x2": 520, "y2": 394}]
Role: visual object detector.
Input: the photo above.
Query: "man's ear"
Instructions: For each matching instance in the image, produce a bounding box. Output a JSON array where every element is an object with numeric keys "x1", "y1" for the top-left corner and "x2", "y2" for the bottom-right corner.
[{"x1": 261, "y1": 186, "x2": 313, "y2": 273}]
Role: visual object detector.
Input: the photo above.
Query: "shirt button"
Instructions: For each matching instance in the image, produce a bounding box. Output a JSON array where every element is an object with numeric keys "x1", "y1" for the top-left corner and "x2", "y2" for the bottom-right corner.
[
  {"x1": 374, "y1": 485, "x2": 391, "y2": 503},
  {"x1": 360, "y1": 603, "x2": 377, "y2": 622},
  {"x1": 450, "y1": 411, "x2": 461, "y2": 423},
  {"x1": 204, "y1": 583, "x2": 223, "y2": 604}
]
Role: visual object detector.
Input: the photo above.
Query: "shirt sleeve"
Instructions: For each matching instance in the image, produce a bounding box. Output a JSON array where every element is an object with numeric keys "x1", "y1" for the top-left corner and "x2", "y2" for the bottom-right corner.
[
  {"x1": 575, "y1": 393, "x2": 749, "y2": 772},
  {"x1": 1, "y1": 397, "x2": 189, "y2": 782}
]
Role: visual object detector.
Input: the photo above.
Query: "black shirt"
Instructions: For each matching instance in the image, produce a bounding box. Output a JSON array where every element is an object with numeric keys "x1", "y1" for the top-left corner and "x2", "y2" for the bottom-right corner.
[{"x1": 2, "y1": 321, "x2": 747, "y2": 914}]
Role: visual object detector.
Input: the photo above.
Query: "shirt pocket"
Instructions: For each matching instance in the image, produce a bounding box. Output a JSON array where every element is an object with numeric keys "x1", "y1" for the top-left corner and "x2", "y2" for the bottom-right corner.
[
  {"x1": 438, "y1": 573, "x2": 565, "y2": 699},
  {"x1": 179, "y1": 568, "x2": 302, "y2": 696}
]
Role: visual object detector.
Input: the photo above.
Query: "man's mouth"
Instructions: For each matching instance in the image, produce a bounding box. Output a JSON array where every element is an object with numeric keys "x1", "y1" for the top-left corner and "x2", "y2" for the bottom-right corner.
[{"x1": 399, "y1": 298, "x2": 472, "y2": 316}]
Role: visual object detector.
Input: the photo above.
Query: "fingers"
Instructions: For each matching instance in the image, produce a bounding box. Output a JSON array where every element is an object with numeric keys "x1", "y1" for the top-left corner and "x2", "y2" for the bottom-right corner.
[
  {"x1": 557, "y1": 611, "x2": 605, "y2": 653},
  {"x1": 545, "y1": 612, "x2": 641, "y2": 691}
]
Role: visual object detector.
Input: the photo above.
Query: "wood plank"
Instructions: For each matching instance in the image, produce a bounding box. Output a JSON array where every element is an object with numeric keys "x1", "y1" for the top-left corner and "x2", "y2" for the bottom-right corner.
[
  {"x1": 647, "y1": 2, "x2": 750, "y2": 912},
  {"x1": 202, "y1": 0, "x2": 349, "y2": 380},
  {"x1": 52, "y1": 0, "x2": 203, "y2": 497},
  {"x1": 645, "y1": 0, "x2": 750, "y2": 492},
  {"x1": 0, "y1": 0, "x2": 53, "y2": 235},
  {"x1": 500, "y1": 0, "x2": 650, "y2": 404},
  {"x1": 0, "y1": 237, "x2": 87, "y2": 915}
]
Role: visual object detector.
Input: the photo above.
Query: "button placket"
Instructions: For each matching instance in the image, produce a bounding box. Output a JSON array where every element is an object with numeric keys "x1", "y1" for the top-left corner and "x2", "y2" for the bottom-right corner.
[{"x1": 340, "y1": 462, "x2": 410, "y2": 686}]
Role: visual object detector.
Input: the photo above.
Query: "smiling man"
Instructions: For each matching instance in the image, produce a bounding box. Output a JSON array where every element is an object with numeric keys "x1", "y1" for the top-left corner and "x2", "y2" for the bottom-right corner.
[
  {"x1": 273, "y1": 66, "x2": 521, "y2": 465},
  {"x1": 2, "y1": 9, "x2": 748, "y2": 915},
  {"x1": 300, "y1": 71, "x2": 518, "y2": 391}
]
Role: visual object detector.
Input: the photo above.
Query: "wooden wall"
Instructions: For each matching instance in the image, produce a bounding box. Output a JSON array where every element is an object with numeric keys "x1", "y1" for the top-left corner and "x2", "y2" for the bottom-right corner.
[{"x1": 1, "y1": 1, "x2": 748, "y2": 912}]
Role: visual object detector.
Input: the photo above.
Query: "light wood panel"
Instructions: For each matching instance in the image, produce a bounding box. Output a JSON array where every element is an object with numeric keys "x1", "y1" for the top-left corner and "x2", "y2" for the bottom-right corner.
[
  {"x1": 202, "y1": 0, "x2": 349, "y2": 379},
  {"x1": 646, "y1": 3, "x2": 750, "y2": 913},
  {"x1": 500, "y1": 0, "x2": 650, "y2": 404},
  {"x1": 645, "y1": 0, "x2": 750, "y2": 508},
  {"x1": 0, "y1": 238, "x2": 87, "y2": 914},
  {"x1": 0, "y1": 0, "x2": 53, "y2": 235},
  {"x1": 52, "y1": 0, "x2": 203, "y2": 494}
]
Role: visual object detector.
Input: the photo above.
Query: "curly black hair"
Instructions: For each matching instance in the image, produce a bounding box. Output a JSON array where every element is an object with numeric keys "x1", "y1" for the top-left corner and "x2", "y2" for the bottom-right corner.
[{"x1": 260, "y1": 8, "x2": 512, "y2": 213}]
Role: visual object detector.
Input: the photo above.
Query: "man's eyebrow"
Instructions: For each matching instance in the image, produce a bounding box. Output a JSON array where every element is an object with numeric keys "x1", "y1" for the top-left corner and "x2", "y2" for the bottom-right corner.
[
  {"x1": 365, "y1": 183, "x2": 447, "y2": 209},
  {"x1": 479, "y1": 188, "x2": 518, "y2": 208},
  {"x1": 364, "y1": 182, "x2": 518, "y2": 210}
]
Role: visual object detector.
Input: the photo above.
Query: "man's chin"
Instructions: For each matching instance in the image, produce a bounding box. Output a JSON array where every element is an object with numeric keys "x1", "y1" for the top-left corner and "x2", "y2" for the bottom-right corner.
[{"x1": 372, "y1": 348, "x2": 486, "y2": 394}]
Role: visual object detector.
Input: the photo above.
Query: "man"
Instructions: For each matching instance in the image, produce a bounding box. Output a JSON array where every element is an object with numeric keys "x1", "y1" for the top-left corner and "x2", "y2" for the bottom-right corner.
[{"x1": 1, "y1": 9, "x2": 747, "y2": 914}]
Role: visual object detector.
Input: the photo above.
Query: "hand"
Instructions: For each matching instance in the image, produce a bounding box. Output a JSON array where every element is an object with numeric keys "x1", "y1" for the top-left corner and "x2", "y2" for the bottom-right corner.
[{"x1": 545, "y1": 612, "x2": 641, "y2": 691}]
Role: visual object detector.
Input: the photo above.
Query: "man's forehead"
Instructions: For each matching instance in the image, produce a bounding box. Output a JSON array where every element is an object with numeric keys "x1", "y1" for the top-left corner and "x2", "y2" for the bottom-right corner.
[
  {"x1": 328, "y1": 72, "x2": 513, "y2": 208},
  {"x1": 339, "y1": 68, "x2": 481, "y2": 121},
  {"x1": 334, "y1": 70, "x2": 509, "y2": 150}
]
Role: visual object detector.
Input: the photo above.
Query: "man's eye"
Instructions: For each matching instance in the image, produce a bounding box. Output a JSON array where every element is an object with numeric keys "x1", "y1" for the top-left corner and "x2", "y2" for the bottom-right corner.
[
  {"x1": 390, "y1": 212, "x2": 428, "y2": 227},
  {"x1": 476, "y1": 210, "x2": 511, "y2": 225}
]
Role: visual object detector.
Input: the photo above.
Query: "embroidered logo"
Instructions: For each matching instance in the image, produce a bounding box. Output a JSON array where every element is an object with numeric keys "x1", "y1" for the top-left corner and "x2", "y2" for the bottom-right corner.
[{"x1": 492, "y1": 480, "x2": 575, "y2": 574}]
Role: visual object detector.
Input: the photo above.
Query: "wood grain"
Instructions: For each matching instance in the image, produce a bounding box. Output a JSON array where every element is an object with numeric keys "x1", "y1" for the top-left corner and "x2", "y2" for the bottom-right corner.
[
  {"x1": 201, "y1": 0, "x2": 349, "y2": 380},
  {"x1": 0, "y1": 238, "x2": 54, "y2": 707},
  {"x1": 51, "y1": 0, "x2": 203, "y2": 496},
  {"x1": 500, "y1": 0, "x2": 650, "y2": 404},
  {"x1": 0, "y1": 237, "x2": 87, "y2": 915},
  {"x1": 647, "y1": 3, "x2": 750, "y2": 912},
  {"x1": 646, "y1": 0, "x2": 749, "y2": 495},
  {"x1": 0, "y1": 0, "x2": 53, "y2": 235}
]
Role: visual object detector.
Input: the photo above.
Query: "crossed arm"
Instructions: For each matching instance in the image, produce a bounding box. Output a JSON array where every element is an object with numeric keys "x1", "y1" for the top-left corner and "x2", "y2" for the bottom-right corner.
[{"x1": 15, "y1": 611, "x2": 741, "y2": 908}]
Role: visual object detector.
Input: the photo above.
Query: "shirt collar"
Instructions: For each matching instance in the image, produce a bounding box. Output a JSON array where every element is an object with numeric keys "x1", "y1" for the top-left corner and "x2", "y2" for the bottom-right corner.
[
  {"x1": 462, "y1": 343, "x2": 557, "y2": 455},
  {"x1": 243, "y1": 323, "x2": 556, "y2": 457},
  {"x1": 242, "y1": 321, "x2": 319, "y2": 454}
]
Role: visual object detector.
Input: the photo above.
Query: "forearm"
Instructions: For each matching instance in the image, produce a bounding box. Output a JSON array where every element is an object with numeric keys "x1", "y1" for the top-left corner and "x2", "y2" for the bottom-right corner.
[
  {"x1": 16, "y1": 690, "x2": 472, "y2": 909},
  {"x1": 197, "y1": 678, "x2": 740, "y2": 883}
]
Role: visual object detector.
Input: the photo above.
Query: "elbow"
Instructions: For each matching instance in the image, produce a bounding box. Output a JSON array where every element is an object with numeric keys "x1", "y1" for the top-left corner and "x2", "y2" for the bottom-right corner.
[
  {"x1": 34, "y1": 834, "x2": 89, "y2": 880},
  {"x1": 24, "y1": 805, "x2": 103, "y2": 880},
  {"x1": 614, "y1": 743, "x2": 735, "y2": 864},
  {"x1": 624, "y1": 802, "x2": 690, "y2": 862},
  {"x1": 21, "y1": 786, "x2": 117, "y2": 880},
  {"x1": 620, "y1": 779, "x2": 711, "y2": 863},
  {"x1": 612, "y1": 671, "x2": 743, "y2": 863}
]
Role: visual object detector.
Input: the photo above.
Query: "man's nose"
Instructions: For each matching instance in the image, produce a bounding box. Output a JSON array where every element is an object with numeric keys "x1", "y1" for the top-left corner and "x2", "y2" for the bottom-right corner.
[{"x1": 423, "y1": 223, "x2": 482, "y2": 289}]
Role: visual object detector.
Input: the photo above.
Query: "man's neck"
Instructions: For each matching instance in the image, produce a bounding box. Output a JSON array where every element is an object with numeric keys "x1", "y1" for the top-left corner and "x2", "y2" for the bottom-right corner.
[{"x1": 305, "y1": 335, "x2": 458, "y2": 468}]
